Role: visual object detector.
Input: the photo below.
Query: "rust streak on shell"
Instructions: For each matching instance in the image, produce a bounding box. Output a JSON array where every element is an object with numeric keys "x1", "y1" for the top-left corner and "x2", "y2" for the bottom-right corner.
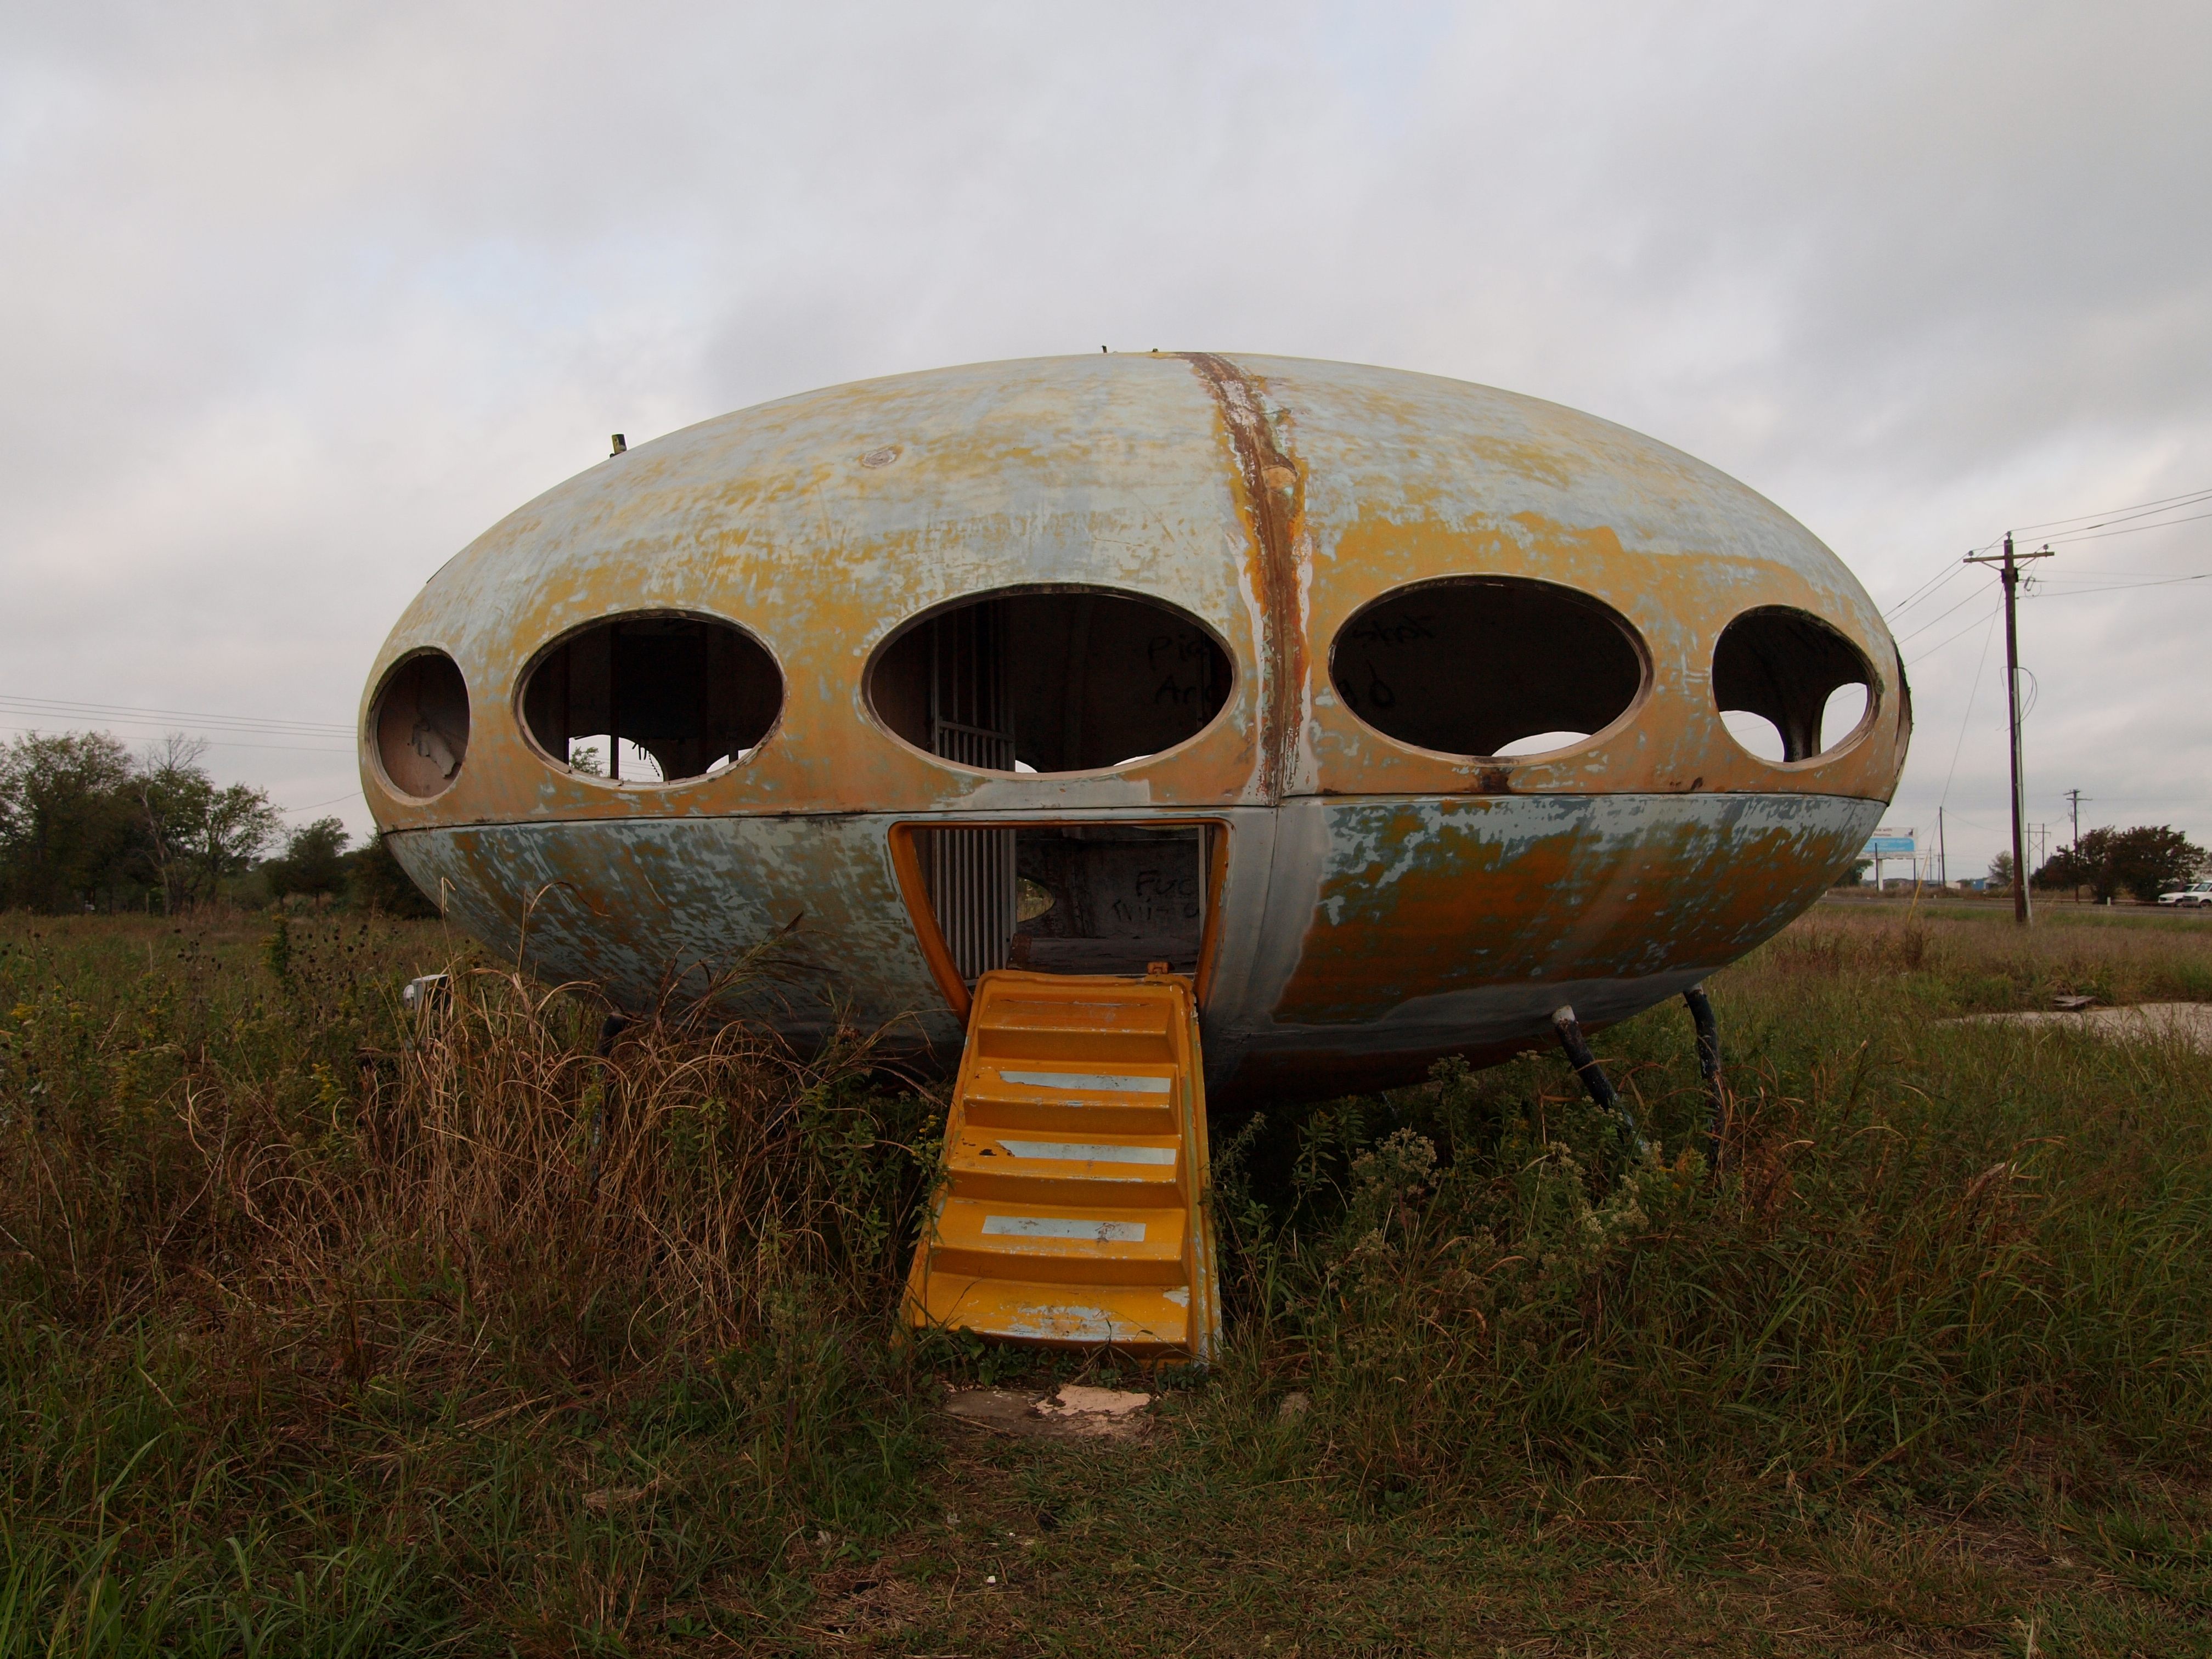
[{"x1": 1178, "y1": 353, "x2": 1304, "y2": 802}]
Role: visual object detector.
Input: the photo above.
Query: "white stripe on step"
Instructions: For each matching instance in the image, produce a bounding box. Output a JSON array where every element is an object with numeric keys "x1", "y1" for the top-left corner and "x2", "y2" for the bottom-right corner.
[
  {"x1": 981, "y1": 1215, "x2": 1147, "y2": 1243},
  {"x1": 997, "y1": 1070, "x2": 1171, "y2": 1094},
  {"x1": 997, "y1": 1140, "x2": 1176, "y2": 1165}
]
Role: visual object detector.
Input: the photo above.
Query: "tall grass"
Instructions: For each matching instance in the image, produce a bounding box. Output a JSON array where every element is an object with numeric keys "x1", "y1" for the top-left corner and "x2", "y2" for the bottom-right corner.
[
  {"x1": 1209, "y1": 909, "x2": 2212, "y2": 1523},
  {"x1": 0, "y1": 913, "x2": 941, "y2": 1651},
  {"x1": 1, "y1": 902, "x2": 2209, "y2": 1650}
]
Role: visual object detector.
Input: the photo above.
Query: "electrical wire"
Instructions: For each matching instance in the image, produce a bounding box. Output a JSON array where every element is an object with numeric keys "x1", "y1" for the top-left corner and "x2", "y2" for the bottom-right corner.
[
  {"x1": 0, "y1": 724, "x2": 352, "y2": 755},
  {"x1": 2026, "y1": 572, "x2": 2212, "y2": 599},
  {"x1": 1938, "y1": 603, "x2": 2004, "y2": 811},
  {"x1": 2044, "y1": 509, "x2": 2212, "y2": 546},
  {"x1": 1905, "y1": 599, "x2": 2002, "y2": 664},
  {"x1": 278, "y1": 791, "x2": 365, "y2": 815},
  {"x1": 1894, "y1": 582, "x2": 1994, "y2": 645},
  {"x1": 2009, "y1": 483, "x2": 2212, "y2": 535},
  {"x1": 0, "y1": 693, "x2": 352, "y2": 738},
  {"x1": 1884, "y1": 557, "x2": 1974, "y2": 619}
]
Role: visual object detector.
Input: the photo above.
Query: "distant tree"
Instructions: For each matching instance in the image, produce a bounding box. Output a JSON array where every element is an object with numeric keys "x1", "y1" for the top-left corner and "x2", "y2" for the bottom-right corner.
[
  {"x1": 264, "y1": 816, "x2": 351, "y2": 902},
  {"x1": 134, "y1": 735, "x2": 281, "y2": 910},
  {"x1": 345, "y1": 833, "x2": 441, "y2": 917},
  {"x1": 1988, "y1": 850, "x2": 2015, "y2": 889},
  {"x1": 2036, "y1": 825, "x2": 2208, "y2": 904},
  {"x1": 0, "y1": 731, "x2": 140, "y2": 910},
  {"x1": 1833, "y1": 857, "x2": 1871, "y2": 888}
]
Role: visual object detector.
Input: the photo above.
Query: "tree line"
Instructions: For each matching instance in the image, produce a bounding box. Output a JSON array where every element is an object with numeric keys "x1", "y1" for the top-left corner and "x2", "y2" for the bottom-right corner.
[
  {"x1": 2018, "y1": 823, "x2": 2210, "y2": 904},
  {"x1": 0, "y1": 731, "x2": 436, "y2": 915}
]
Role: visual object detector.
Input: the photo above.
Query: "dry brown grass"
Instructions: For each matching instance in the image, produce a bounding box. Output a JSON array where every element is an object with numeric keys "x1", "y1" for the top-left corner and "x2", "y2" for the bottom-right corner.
[{"x1": 2, "y1": 901, "x2": 2209, "y2": 1654}]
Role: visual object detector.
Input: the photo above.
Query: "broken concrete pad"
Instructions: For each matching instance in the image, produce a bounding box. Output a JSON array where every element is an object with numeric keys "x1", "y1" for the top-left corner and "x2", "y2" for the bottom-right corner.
[
  {"x1": 1949, "y1": 1002, "x2": 2212, "y2": 1054},
  {"x1": 943, "y1": 1384, "x2": 1154, "y2": 1440}
]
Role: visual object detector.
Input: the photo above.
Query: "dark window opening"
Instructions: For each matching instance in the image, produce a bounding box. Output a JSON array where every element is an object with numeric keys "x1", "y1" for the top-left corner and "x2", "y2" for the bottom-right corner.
[
  {"x1": 871, "y1": 590, "x2": 1231, "y2": 773},
  {"x1": 1329, "y1": 578, "x2": 1644, "y2": 758},
  {"x1": 521, "y1": 616, "x2": 782, "y2": 783},
  {"x1": 1712, "y1": 607, "x2": 1873, "y2": 764},
  {"x1": 373, "y1": 651, "x2": 470, "y2": 799},
  {"x1": 919, "y1": 823, "x2": 1210, "y2": 983}
]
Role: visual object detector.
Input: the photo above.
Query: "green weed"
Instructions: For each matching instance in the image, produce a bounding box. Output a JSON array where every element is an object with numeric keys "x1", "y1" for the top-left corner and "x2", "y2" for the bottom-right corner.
[{"x1": 1, "y1": 901, "x2": 2209, "y2": 1652}]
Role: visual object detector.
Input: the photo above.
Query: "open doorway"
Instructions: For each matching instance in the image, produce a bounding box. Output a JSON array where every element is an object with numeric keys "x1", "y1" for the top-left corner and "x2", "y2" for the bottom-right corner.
[{"x1": 903, "y1": 822, "x2": 1216, "y2": 990}]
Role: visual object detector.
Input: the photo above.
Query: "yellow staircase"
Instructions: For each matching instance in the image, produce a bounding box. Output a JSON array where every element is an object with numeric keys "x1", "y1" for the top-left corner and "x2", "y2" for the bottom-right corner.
[{"x1": 902, "y1": 968, "x2": 1221, "y2": 1361}]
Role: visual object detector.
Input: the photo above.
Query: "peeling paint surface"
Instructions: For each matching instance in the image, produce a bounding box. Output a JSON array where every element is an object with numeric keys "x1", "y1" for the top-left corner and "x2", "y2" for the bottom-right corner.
[{"x1": 364, "y1": 353, "x2": 1906, "y2": 1103}]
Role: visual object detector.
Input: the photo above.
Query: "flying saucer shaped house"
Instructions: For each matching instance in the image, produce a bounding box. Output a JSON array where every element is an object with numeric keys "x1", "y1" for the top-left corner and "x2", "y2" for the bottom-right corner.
[{"x1": 362, "y1": 353, "x2": 1906, "y2": 1353}]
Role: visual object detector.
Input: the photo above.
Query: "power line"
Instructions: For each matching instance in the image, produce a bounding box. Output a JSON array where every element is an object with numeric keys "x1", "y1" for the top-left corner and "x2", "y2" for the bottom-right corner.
[
  {"x1": 1938, "y1": 603, "x2": 2004, "y2": 811},
  {"x1": 278, "y1": 791, "x2": 366, "y2": 815},
  {"x1": 2010, "y1": 482, "x2": 2212, "y2": 535},
  {"x1": 1906, "y1": 599, "x2": 2002, "y2": 664},
  {"x1": 1884, "y1": 558, "x2": 1974, "y2": 619},
  {"x1": 1894, "y1": 582, "x2": 1995, "y2": 644},
  {"x1": 0, "y1": 724, "x2": 353, "y2": 755},
  {"x1": 2027, "y1": 572, "x2": 2212, "y2": 599},
  {"x1": 1884, "y1": 483, "x2": 2212, "y2": 626},
  {"x1": 2044, "y1": 508, "x2": 2212, "y2": 546},
  {"x1": 0, "y1": 692, "x2": 352, "y2": 738}
]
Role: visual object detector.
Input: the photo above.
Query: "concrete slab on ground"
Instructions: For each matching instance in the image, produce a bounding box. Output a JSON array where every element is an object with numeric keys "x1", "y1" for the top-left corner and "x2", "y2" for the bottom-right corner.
[{"x1": 1950, "y1": 1002, "x2": 2212, "y2": 1053}]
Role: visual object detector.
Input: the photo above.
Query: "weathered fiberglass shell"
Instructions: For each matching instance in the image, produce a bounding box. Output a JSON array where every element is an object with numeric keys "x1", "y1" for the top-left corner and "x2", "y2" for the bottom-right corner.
[{"x1": 360, "y1": 353, "x2": 1908, "y2": 1104}]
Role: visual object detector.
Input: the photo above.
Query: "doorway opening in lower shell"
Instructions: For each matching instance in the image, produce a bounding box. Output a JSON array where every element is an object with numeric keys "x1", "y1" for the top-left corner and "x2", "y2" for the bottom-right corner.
[{"x1": 893, "y1": 820, "x2": 1225, "y2": 1003}]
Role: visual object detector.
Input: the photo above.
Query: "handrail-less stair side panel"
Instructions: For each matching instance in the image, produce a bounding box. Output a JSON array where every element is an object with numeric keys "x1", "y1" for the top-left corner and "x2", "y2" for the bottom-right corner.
[{"x1": 902, "y1": 968, "x2": 1221, "y2": 1361}]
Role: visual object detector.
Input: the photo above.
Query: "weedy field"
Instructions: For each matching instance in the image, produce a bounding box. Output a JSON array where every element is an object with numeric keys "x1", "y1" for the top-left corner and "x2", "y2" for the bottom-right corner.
[{"x1": 1, "y1": 899, "x2": 2209, "y2": 1656}]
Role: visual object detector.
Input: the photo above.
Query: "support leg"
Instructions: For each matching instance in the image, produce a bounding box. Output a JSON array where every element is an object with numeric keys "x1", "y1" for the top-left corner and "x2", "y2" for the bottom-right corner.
[
  {"x1": 1551, "y1": 1005, "x2": 1649, "y2": 1159},
  {"x1": 586, "y1": 1013, "x2": 630, "y2": 1195},
  {"x1": 1681, "y1": 983, "x2": 1724, "y2": 1168}
]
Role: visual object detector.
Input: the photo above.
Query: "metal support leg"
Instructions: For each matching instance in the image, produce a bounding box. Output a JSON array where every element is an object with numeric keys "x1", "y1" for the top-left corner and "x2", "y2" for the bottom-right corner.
[
  {"x1": 1682, "y1": 983, "x2": 1724, "y2": 1169},
  {"x1": 586, "y1": 1014, "x2": 630, "y2": 1195},
  {"x1": 1551, "y1": 1005, "x2": 1649, "y2": 1158}
]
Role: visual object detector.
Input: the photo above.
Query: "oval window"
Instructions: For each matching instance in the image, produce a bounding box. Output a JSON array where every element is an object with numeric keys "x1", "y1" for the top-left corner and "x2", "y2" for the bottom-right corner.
[
  {"x1": 520, "y1": 614, "x2": 782, "y2": 783},
  {"x1": 1712, "y1": 608, "x2": 1874, "y2": 764},
  {"x1": 371, "y1": 650, "x2": 470, "y2": 800},
  {"x1": 868, "y1": 588, "x2": 1232, "y2": 772},
  {"x1": 1329, "y1": 578, "x2": 1645, "y2": 757}
]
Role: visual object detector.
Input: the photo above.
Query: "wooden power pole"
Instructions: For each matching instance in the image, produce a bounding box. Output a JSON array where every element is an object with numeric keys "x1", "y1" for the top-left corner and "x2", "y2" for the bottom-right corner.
[{"x1": 1965, "y1": 534, "x2": 2053, "y2": 926}]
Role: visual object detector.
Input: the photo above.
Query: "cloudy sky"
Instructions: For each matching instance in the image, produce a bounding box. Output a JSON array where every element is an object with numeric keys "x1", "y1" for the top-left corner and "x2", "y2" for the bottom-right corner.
[{"x1": 4, "y1": 1, "x2": 2207, "y2": 877}]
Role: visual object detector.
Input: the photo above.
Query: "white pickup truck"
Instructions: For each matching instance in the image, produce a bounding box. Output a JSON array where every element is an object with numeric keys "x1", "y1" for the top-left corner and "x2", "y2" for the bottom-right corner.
[{"x1": 2158, "y1": 879, "x2": 2212, "y2": 907}]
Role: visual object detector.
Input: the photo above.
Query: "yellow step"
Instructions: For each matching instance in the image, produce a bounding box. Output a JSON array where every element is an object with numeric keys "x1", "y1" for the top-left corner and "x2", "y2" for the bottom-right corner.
[
  {"x1": 960, "y1": 1063, "x2": 1181, "y2": 1136},
  {"x1": 902, "y1": 968, "x2": 1221, "y2": 1361},
  {"x1": 909, "y1": 1273, "x2": 1195, "y2": 1349},
  {"x1": 946, "y1": 1127, "x2": 1184, "y2": 1205},
  {"x1": 925, "y1": 1197, "x2": 1187, "y2": 1285}
]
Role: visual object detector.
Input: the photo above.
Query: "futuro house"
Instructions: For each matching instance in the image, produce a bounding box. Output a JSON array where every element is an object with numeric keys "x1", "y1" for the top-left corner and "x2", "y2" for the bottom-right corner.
[{"x1": 361, "y1": 353, "x2": 1908, "y2": 1107}]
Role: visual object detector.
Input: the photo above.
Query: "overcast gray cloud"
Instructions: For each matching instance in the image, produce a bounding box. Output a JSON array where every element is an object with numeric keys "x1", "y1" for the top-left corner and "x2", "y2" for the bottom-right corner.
[{"x1": 4, "y1": 0, "x2": 2207, "y2": 876}]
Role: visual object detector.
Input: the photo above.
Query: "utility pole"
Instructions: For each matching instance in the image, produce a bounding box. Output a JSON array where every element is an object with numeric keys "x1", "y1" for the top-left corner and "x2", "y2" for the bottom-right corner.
[
  {"x1": 1965, "y1": 533, "x2": 2055, "y2": 926},
  {"x1": 1938, "y1": 806, "x2": 1948, "y2": 889},
  {"x1": 2063, "y1": 788, "x2": 2087, "y2": 903}
]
